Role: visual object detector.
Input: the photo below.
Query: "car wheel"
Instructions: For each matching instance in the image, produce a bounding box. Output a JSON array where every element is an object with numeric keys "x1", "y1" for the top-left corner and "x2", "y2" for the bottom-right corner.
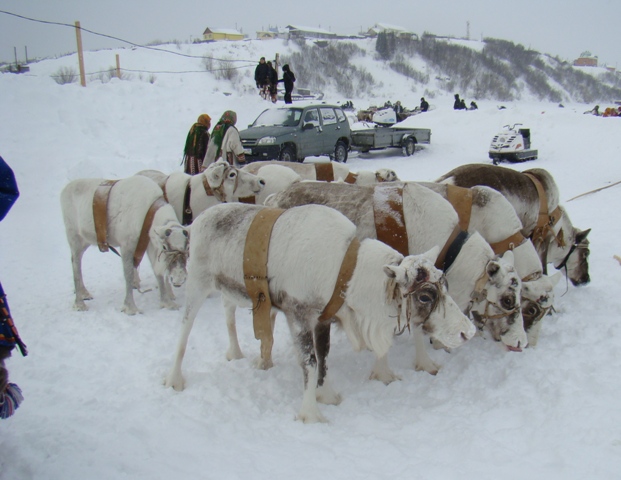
[
  {"x1": 279, "y1": 145, "x2": 296, "y2": 162},
  {"x1": 402, "y1": 137, "x2": 416, "y2": 156},
  {"x1": 333, "y1": 141, "x2": 348, "y2": 163}
]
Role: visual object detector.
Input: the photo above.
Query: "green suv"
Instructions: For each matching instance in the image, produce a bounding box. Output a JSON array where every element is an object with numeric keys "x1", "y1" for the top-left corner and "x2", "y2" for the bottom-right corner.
[{"x1": 239, "y1": 103, "x2": 351, "y2": 163}]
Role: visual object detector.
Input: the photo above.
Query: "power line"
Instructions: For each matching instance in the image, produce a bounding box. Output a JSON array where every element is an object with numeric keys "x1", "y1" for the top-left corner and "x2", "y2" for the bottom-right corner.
[{"x1": 0, "y1": 9, "x2": 257, "y2": 63}]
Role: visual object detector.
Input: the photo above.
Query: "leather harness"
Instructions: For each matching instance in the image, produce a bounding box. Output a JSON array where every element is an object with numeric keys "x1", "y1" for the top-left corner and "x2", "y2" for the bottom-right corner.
[
  {"x1": 314, "y1": 163, "x2": 358, "y2": 184},
  {"x1": 373, "y1": 184, "x2": 409, "y2": 256},
  {"x1": 523, "y1": 172, "x2": 563, "y2": 247},
  {"x1": 373, "y1": 184, "x2": 469, "y2": 272},
  {"x1": 92, "y1": 179, "x2": 167, "y2": 267},
  {"x1": 445, "y1": 184, "x2": 527, "y2": 256},
  {"x1": 93, "y1": 180, "x2": 119, "y2": 253},
  {"x1": 180, "y1": 175, "x2": 228, "y2": 225},
  {"x1": 243, "y1": 208, "x2": 361, "y2": 344}
]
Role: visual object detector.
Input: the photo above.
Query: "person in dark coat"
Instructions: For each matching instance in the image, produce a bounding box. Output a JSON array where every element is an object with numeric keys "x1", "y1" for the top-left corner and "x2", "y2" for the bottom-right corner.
[
  {"x1": 254, "y1": 57, "x2": 269, "y2": 96},
  {"x1": 469, "y1": 101, "x2": 479, "y2": 110},
  {"x1": 420, "y1": 97, "x2": 429, "y2": 112},
  {"x1": 278, "y1": 64, "x2": 296, "y2": 104},
  {"x1": 266, "y1": 61, "x2": 278, "y2": 103},
  {"x1": 454, "y1": 93, "x2": 465, "y2": 110},
  {"x1": 0, "y1": 155, "x2": 27, "y2": 419},
  {"x1": 182, "y1": 114, "x2": 211, "y2": 175}
]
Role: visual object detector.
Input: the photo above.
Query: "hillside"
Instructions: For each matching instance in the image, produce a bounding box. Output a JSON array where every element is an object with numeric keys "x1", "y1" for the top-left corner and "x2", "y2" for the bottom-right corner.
[
  {"x1": 22, "y1": 34, "x2": 621, "y2": 106},
  {"x1": 2, "y1": 27, "x2": 621, "y2": 480}
]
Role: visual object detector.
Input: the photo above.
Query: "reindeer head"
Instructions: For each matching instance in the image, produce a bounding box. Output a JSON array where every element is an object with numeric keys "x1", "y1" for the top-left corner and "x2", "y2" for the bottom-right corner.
[
  {"x1": 384, "y1": 246, "x2": 475, "y2": 349},
  {"x1": 151, "y1": 224, "x2": 189, "y2": 287},
  {"x1": 550, "y1": 219, "x2": 591, "y2": 286},
  {"x1": 375, "y1": 168, "x2": 399, "y2": 183},
  {"x1": 204, "y1": 160, "x2": 265, "y2": 202},
  {"x1": 521, "y1": 271, "x2": 561, "y2": 342},
  {"x1": 470, "y1": 250, "x2": 528, "y2": 351}
]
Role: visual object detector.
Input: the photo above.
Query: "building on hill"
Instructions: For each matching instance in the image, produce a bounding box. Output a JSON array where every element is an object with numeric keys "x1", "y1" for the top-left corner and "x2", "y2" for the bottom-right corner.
[
  {"x1": 285, "y1": 25, "x2": 337, "y2": 40},
  {"x1": 256, "y1": 27, "x2": 288, "y2": 40},
  {"x1": 573, "y1": 51, "x2": 598, "y2": 67},
  {"x1": 364, "y1": 23, "x2": 418, "y2": 40},
  {"x1": 202, "y1": 28, "x2": 244, "y2": 41}
]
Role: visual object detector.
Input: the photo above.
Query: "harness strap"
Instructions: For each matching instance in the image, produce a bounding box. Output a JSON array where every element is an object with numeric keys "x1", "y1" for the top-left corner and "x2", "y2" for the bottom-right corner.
[
  {"x1": 489, "y1": 231, "x2": 527, "y2": 255},
  {"x1": 523, "y1": 172, "x2": 551, "y2": 245},
  {"x1": 182, "y1": 179, "x2": 193, "y2": 226},
  {"x1": 373, "y1": 184, "x2": 409, "y2": 256},
  {"x1": 133, "y1": 196, "x2": 168, "y2": 268},
  {"x1": 92, "y1": 180, "x2": 119, "y2": 252},
  {"x1": 435, "y1": 225, "x2": 468, "y2": 271},
  {"x1": 446, "y1": 184, "x2": 473, "y2": 231},
  {"x1": 202, "y1": 174, "x2": 227, "y2": 203},
  {"x1": 155, "y1": 177, "x2": 169, "y2": 202},
  {"x1": 243, "y1": 208, "x2": 286, "y2": 342},
  {"x1": 344, "y1": 172, "x2": 358, "y2": 184},
  {"x1": 314, "y1": 163, "x2": 335, "y2": 182},
  {"x1": 318, "y1": 238, "x2": 360, "y2": 321}
]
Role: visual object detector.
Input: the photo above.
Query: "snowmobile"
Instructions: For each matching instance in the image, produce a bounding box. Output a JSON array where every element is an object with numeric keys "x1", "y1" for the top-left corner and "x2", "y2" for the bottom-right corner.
[{"x1": 488, "y1": 124, "x2": 538, "y2": 164}]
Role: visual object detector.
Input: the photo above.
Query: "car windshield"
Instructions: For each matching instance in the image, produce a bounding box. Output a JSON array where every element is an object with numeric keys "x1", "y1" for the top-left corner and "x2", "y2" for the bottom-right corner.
[{"x1": 252, "y1": 108, "x2": 303, "y2": 127}]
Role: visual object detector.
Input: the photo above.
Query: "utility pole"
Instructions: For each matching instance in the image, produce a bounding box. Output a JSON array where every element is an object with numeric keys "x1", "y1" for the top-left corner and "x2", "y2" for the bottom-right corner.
[
  {"x1": 75, "y1": 21, "x2": 86, "y2": 87},
  {"x1": 466, "y1": 21, "x2": 470, "y2": 40}
]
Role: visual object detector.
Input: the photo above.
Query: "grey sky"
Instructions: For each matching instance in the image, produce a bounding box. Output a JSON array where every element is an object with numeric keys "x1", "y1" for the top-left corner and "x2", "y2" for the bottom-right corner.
[{"x1": 1, "y1": 0, "x2": 620, "y2": 69}]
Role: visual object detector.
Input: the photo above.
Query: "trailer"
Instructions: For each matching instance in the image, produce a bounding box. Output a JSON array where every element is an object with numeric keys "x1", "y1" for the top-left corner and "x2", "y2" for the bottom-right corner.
[{"x1": 350, "y1": 125, "x2": 431, "y2": 156}]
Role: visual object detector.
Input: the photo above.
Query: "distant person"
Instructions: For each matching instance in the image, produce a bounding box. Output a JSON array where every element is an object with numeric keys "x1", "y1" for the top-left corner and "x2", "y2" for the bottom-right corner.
[
  {"x1": 203, "y1": 110, "x2": 246, "y2": 167},
  {"x1": 278, "y1": 64, "x2": 296, "y2": 104},
  {"x1": 584, "y1": 105, "x2": 600, "y2": 116},
  {"x1": 182, "y1": 114, "x2": 211, "y2": 175},
  {"x1": 420, "y1": 97, "x2": 429, "y2": 112},
  {"x1": 0, "y1": 155, "x2": 27, "y2": 420},
  {"x1": 266, "y1": 61, "x2": 278, "y2": 104},
  {"x1": 454, "y1": 93, "x2": 465, "y2": 110},
  {"x1": 254, "y1": 57, "x2": 269, "y2": 98},
  {"x1": 469, "y1": 101, "x2": 478, "y2": 110},
  {"x1": 460, "y1": 98, "x2": 467, "y2": 110}
]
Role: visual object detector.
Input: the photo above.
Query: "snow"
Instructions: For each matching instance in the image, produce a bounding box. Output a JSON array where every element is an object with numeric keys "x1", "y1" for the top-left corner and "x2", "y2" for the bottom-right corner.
[{"x1": 1, "y1": 39, "x2": 621, "y2": 480}]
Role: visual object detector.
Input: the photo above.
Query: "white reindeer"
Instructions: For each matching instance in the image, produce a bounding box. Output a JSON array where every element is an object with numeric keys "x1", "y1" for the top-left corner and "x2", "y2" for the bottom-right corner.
[
  {"x1": 265, "y1": 181, "x2": 528, "y2": 375},
  {"x1": 165, "y1": 203, "x2": 474, "y2": 423},
  {"x1": 242, "y1": 160, "x2": 399, "y2": 186},
  {"x1": 437, "y1": 164, "x2": 591, "y2": 286},
  {"x1": 137, "y1": 160, "x2": 265, "y2": 224},
  {"x1": 61, "y1": 175, "x2": 189, "y2": 314},
  {"x1": 419, "y1": 182, "x2": 562, "y2": 346}
]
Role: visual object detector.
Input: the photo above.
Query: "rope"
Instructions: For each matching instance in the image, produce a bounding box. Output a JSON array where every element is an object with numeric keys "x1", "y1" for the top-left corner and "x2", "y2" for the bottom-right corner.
[{"x1": 566, "y1": 180, "x2": 621, "y2": 202}]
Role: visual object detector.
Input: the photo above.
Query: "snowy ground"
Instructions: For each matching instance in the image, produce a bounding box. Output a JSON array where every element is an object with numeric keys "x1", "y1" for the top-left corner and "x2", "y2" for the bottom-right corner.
[{"x1": 1, "y1": 41, "x2": 621, "y2": 480}]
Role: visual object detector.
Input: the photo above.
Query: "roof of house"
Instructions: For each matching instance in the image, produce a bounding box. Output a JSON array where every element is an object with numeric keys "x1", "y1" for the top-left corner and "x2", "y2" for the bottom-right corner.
[
  {"x1": 286, "y1": 25, "x2": 336, "y2": 36},
  {"x1": 368, "y1": 23, "x2": 414, "y2": 34},
  {"x1": 203, "y1": 28, "x2": 243, "y2": 36}
]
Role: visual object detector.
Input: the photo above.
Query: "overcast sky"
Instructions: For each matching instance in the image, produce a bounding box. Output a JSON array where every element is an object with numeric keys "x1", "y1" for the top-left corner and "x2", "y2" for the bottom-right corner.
[{"x1": 1, "y1": 0, "x2": 620, "y2": 68}]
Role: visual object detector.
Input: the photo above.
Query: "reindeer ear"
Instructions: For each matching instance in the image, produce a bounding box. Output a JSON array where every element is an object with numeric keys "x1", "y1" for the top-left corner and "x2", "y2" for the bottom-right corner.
[
  {"x1": 422, "y1": 245, "x2": 440, "y2": 264},
  {"x1": 501, "y1": 250, "x2": 515, "y2": 266},
  {"x1": 486, "y1": 260, "x2": 501, "y2": 278},
  {"x1": 384, "y1": 264, "x2": 407, "y2": 284},
  {"x1": 576, "y1": 228, "x2": 591, "y2": 243}
]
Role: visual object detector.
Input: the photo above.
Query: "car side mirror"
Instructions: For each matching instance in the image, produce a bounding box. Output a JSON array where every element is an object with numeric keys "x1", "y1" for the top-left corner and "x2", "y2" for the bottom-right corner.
[{"x1": 303, "y1": 122, "x2": 315, "y2": 130}]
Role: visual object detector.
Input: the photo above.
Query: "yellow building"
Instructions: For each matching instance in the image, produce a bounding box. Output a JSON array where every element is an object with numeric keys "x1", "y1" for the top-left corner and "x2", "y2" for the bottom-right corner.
[{"x1": 202, "y1": 28, "x2": 244, "y2": 41}]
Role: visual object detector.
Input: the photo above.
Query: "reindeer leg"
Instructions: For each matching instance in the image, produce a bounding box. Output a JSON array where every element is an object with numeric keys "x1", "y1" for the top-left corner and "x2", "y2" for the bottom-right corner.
[
  {"x1": 286, "y1": 314, "x2": 326, "y2": 423},
  {"x1": 121, "y1": 250, "x2": 140, "y2": 315},
  {"x1": 314, "y1": 321, "x2": 341, "y2": 405},
  {"x1": 223, "y1": 297, "x2": 244, "y2": 361},
  {"x1": 165, "y1": 281, "x2": 208, "y2": 391},
  {"x1": 70, "y1": 241, "x2": 92, "y2": 310},
  {"x1": 370, "y1": 354, "x2": 402, "y2": 384},
  {"x1": 256, "y1": 310, "x2": 276, "y2": 370}
]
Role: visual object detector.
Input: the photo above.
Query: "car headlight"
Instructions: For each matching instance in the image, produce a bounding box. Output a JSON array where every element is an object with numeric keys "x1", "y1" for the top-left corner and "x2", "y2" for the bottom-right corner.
[{"x1": 258, "y1": 136, "x2": 276, "y2": 145}]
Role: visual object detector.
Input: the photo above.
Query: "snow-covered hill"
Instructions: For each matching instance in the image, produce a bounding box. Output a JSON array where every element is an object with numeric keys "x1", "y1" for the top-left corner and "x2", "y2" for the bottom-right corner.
[{"x1": 1, "y1": 40, "x2": 621, "y2": 480}]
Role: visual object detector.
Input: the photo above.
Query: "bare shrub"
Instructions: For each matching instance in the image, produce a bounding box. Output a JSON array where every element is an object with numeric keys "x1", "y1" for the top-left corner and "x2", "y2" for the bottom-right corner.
[{"x1": 52, "y1": 66, "x2": 77, "y2": 85}]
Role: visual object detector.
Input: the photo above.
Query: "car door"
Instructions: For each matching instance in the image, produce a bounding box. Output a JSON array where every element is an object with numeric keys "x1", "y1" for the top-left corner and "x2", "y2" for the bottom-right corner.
[
  {"x1": 319, "y1": 107, "x2": 339, "y2": 154},
  {"x1": 297, "y1": 107, "x2": 323, "y2": 158}
]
